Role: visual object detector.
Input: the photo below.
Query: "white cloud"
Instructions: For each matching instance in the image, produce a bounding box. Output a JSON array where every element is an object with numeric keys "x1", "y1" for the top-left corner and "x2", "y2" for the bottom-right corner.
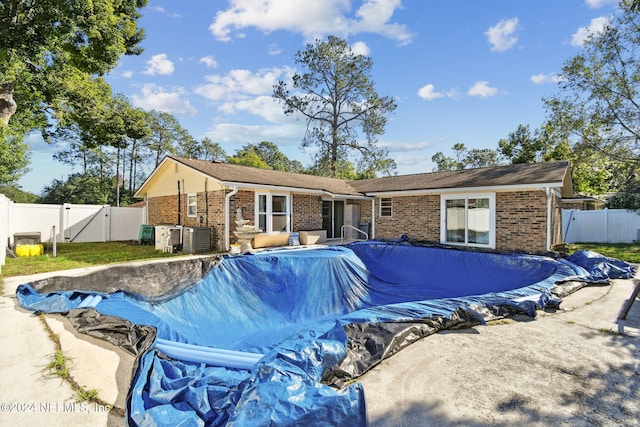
[
  {"x1": 530, "y1": 73, "x2": 565, "y2": 84},
  {"x1": 381, "y1": 141, "x2": 433, "y2": 152},
  {"x1": 417, "y1": 84, "x2": 444, "y2": 101},
  {"x1": 209, "y1": 0, "x2": 412, "y2": 45},
  {"x1": 351, "y1": 41, "x2": 370, "y2": 56},
  {"x1": 195, "y1": 67, "x2": 294, "y2": 101},
  {"x1": 571, "y1": 16, "x2": 610, "y2": 46},
  {"x1": 467, "y1": 81, "x2": 499, "y2": 97},
  {"x1": 199, "y1": 56, "x2": 218, "y2": 68},
  {"x1": 121, "y1": 70, "x2": 133, "y2": 78},
  {"x1": 268, "y1": 43, "x2": 283, "y2": 56},
  {"x1": 485, "y1": 18, "x2": 519, "y2": 52},
  {"x1": 585, "y1": 0, "x2": 617, "y2": 8},
  {"x1": 131, "y1": 84, "x2": 197, "y2": 115},
  {"x1": 143, "y1": 53, "x2": 175, "y2": 75},
  {"x1": 394, "y1": 154, "x2": 429, "y2": 166},
  {"x1": 219, "y1": 96, "x2": 292, "y2": 123},
  {"x1": 205, "y1": 122, "x2": 304, "y2": 145}
]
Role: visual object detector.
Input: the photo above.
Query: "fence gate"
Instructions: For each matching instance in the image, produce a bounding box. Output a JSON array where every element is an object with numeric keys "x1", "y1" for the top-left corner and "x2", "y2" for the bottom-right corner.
[{"x1": 63, "y1": 204, "x2": 108, "y2": 243}]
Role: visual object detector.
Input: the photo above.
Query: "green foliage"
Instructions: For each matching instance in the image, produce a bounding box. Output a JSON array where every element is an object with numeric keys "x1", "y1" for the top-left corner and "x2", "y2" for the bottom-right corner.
[
  {"x1": 38, "y1": 173, "x2": 115, "y2": 204},
  {"x1": 541, "y1": 3, "x2": 640, "y2": 196},
  {"x1": 46, "y1": 350, "x2": 70, "y2": 379},
  {"x1": 0, "y1": 0, "x2": 148, "y2": 130},
  {"x1": 432, "y1": 144, "x2": 500, "y2": 171},
  {"x1": 145, "y1": 110, "x2": 184, "y2": 166},
  {"x1": 226, "y1": 151, "x2": 270, "y2": 169},
  {"x1": 0, "y1": 127, "x2": 30, "y2": 184},
  {"x1": 229, "y1": 141, "x2": 304, "y2": 172},
  {"x1": 497, "y1": 124, "x2": 549, "y2": 164},
  {"x1": 0, "y1": 185, "x2": 38, "y2": 202},
  {"x1": 273, "y1": 35, "x2": 397, "y2": 178}
]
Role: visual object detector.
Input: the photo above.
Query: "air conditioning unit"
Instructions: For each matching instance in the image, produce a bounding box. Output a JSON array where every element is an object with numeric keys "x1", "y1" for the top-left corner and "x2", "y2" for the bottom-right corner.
[
  {"x1": 183, "y1": 227, "x2": 211, "y2": 254},
  {"x1": 155, "y1": 225, "x2": 183, "y2": 251}
]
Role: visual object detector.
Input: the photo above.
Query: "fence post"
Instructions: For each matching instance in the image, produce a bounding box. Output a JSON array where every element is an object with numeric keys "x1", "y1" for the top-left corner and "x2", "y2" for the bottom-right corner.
[{"x1": 52, "y1": 225, "x2": 56, "y2": 257}]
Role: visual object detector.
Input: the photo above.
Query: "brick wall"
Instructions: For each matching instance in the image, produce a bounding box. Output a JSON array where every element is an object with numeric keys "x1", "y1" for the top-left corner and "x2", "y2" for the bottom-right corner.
[
  {"x1": 292, "y1": 194, "x2": 323, "y2": 231},
  {"x1": 147, "y1": 189, "x2": 228, "y2": 250},
  {"x1": 374, "y1": 195, "x2": 440, "y2": 241},
  {"x1": 371, "y1": 191, "x2": 553, "y2": 253},
  {"x1": 148, "y1": 189, "x2": 557, "y2": 253},
  {"x1": 496, "y1": 191, "x2": 548, "y2": 252}
]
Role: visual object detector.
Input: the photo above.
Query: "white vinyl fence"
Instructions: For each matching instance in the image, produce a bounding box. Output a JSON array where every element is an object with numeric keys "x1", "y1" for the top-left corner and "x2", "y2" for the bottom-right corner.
[
  {"x1": 1, "y1": 195, "x2": 147, "y2": 270},
  {"x1": 562, "y1": 209, "x2": 640, "y2": 243}
]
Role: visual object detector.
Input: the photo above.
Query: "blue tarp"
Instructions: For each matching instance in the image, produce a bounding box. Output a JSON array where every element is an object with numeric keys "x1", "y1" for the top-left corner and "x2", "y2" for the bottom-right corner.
[{"x1": 16, "y1": 242, "x2": 634, "y2": 426}]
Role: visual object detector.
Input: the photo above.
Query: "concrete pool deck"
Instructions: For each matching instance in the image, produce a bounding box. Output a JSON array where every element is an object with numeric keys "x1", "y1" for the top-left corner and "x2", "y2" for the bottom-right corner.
[{"x1": 1, "y1": 262, "x2": 639, "y2": 426}]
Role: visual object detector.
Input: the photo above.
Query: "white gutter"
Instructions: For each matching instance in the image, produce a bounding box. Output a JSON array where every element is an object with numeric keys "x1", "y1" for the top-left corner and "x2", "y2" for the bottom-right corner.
[
  {"x1": 224, "y1": 186, "x2": 238, "y2": 251},
  {"x1": 220, "y1": 181, "x2": 372, "y2": 200},
  {"x1": 364, "y1": 182, "x2": 564, "y2": 198}
]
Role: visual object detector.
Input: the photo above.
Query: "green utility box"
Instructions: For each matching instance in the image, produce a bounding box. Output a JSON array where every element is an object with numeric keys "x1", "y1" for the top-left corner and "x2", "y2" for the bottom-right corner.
[{"x1": 139, "y1": 224, "x2": 155, "y2": 245}]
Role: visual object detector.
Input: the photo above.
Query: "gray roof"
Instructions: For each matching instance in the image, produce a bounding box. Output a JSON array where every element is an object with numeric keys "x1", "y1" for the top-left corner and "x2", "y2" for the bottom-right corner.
[
  {"x1": 169, "y1": 156, "x2": 571, "y2": 197},
  {"x1": 170, "y1": 156, "x2": 363, "y2": 196},
  {"x1": 351, "y1": 160, "x2": 571, "y2": 194}
]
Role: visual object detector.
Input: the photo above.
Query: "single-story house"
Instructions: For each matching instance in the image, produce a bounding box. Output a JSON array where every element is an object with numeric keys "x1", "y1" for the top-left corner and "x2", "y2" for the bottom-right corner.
[
  {"x1": 134, "y1": 156, "x2": 573, "y2": 253},
  {"x1": 561, "y1": 194, "x2": 605, "y2": 210}
]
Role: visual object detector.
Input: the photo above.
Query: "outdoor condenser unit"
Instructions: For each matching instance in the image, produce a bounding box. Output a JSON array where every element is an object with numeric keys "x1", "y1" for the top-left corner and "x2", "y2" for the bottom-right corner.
[{"x1": 182, "y1": 227, "x2": 211, "y2": 254}]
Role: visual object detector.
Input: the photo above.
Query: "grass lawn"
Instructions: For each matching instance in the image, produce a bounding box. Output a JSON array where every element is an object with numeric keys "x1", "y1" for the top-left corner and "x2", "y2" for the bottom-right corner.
[
  {"x1": 569, "y1": 243, "x2": 640, "y2": 264},
  {"x1": 1, "y1": 241, "x2": 189, "y2": 278}
]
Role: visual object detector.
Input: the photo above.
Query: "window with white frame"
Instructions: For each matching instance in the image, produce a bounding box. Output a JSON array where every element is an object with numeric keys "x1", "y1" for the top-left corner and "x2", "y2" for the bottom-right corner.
[
  {"x1": 187, "y1": 193, "x2": 197, "y2": 217},
  {"x1": 441, "y1": 194, "x2": 495, "y2": 247},
  {"x1": 256, "y1": 193, "x2": 290, "y2": 233},
  {"x1": 380, "y1": 198, "x2": 392, "y2": 217}
]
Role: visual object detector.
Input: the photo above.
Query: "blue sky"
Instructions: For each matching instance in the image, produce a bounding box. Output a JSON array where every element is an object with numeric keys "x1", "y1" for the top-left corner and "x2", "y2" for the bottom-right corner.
[{"x1": 19, "y1": 0, "x2": 621, "y2": 194}]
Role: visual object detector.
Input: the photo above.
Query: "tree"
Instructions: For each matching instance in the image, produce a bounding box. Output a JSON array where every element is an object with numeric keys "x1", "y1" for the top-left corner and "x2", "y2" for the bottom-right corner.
[
  {"x1": 497, "y1": 124, "x2": 549, "y2": 164},
  {"x1": 542, "y1": 4, "x2": 640, "y2": 189},
  {"x1": 273, "y1": 36, "x2": 397, "y2": 178},
  {"x1": 465, "y1": 148, "x2": 500, "y2": 168},
  {"x1": 432, "y1": 144, "x2": 499, "y2": 171},
  {"x1": 144, "y1": 111, "x2": 186, "y2": 167},
  {"x1": 0, "y1": 0, "x2": 147, "y2": 128},
  {"x1": 200, "y1": 137, "x2": 227, "y2": 162},
  {"x1": 39, "y1": 173, "x2": 114, "y2": 204},
  {"x1": 0, "y1": 0, "x2": 147, "y2": 185},
  {"x1": 226, "y1": 150, "x2": 270, "y2": 169},
  {"x1": 231, "y1": 141, "x2": 305, "y2": 172},
  {"x1": 0, "y1": 127, "x2": 30, "y2": 184}
]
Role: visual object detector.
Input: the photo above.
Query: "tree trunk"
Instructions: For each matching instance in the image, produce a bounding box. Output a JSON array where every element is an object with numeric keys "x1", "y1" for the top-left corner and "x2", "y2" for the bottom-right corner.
[{"x1": 0, "y1": 83, "x2": 17, "y2": 126}]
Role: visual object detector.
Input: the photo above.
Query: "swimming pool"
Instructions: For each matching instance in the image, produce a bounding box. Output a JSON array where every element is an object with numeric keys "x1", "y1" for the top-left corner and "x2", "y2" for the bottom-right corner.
[{"x1": 16, "y1": 241, "x2": 634, "y2": 426}]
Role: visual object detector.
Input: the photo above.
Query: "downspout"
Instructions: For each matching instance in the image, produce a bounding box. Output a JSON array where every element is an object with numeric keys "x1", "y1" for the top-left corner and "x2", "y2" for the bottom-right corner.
[
  {"x1": 205, "y1": 179, "x2": 209, "y2": 227},
  {"x1": 546, "y1": 187, "x2": 552, "y2": 251},
  {"x1": 225, "y1": 186, "x2": 238, "y2": 251},
  {"x1": 371, "y1": 198, "x2": 376, "y2": 239}
]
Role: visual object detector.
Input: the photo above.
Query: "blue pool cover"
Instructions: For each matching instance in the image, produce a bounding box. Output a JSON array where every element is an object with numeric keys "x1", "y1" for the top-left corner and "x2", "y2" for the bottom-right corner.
[{"x1": 16, "y1": 241, "x2": 634, "y2": 426}]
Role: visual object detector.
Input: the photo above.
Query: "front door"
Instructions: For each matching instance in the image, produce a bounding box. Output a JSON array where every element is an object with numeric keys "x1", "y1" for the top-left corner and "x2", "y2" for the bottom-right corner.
[{"x1": 322, "y1": 200, "x2": 344, "y2": 239}]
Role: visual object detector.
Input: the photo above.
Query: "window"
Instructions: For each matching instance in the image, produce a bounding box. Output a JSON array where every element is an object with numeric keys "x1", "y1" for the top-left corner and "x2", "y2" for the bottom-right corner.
[
  {"x1": 380, "y1": 198, "x2": 392, "y2": 217},
  {"x1": 441, "y1": 194, "x2": 495, "y2": 247},
  {"x1": 187, "y1": 194, "x2": 197, "y2": 217},
  {"x1": 256, "y1": 193, "x2": 290, "y2": 233}
]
